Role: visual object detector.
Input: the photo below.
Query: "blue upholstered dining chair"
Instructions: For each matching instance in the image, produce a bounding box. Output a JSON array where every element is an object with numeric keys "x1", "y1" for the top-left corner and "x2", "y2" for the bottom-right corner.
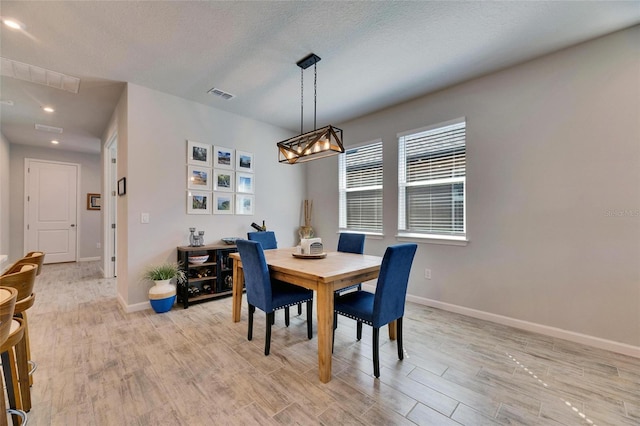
[
  {"x1": 246, "y1": 231, "x2": 277, "y2": 250},
  {"x1": 246, "y1": 231, "x2": 301, "y2": 316},
  {"x1": 333, "y1": 243, "x2": 417, "y2": 378},
  {"x1": 235, "y1": 239, "x2": 313, "y2": 356},
  {"x1": 337, "y1": 232, "x2": 366, "y2": 254},
  {"x1": 335, "y1": 233, "x2": 366, "y2": 296},
  {"x1": 247, "y1": 230, "x2": 300, "y2": 316}
]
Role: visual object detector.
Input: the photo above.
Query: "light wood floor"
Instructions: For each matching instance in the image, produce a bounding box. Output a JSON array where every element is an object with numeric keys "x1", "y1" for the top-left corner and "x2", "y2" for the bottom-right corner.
[{"x1": 20, "y1": 261, "x2": 640, "y2": 425}]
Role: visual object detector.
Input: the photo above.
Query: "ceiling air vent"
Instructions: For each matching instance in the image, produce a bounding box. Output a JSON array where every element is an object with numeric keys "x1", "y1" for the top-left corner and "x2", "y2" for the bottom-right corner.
[
  {"x1": 1, "y1": 57, "x2": 81, "y2": 94},
  {"x1": 207, "y1": 87, "x2": 235, "y2": 100},
  {"x1": 35, "y1": 123, "x2": 63, "y2": 134}
]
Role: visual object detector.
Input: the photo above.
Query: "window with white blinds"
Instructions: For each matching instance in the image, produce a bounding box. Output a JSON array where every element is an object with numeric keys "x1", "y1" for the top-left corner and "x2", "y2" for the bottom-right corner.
[
  {"x1": 339, "y1": 140, "x2": 383, "y2": 233},
  {"x1": 398, "y1": 118, "x2": 466, "y2": 239}
]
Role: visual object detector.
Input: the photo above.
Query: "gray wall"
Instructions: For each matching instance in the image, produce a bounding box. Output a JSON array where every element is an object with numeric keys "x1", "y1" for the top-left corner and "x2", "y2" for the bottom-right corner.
[
  {"x1": 307, "y1": 27, "x2": 640, "y2": 348},
  {"x1": 8, "y1": 144, "x2": 102, "y2": 263},
  {"x1": 116, "y1": 83, "x2": 303, "y2": 307}
]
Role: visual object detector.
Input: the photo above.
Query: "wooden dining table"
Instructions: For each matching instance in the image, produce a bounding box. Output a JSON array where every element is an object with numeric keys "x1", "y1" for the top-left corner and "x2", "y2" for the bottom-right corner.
[{"x1": 230, "y1": 247, "x2": 387, "y2": 383}]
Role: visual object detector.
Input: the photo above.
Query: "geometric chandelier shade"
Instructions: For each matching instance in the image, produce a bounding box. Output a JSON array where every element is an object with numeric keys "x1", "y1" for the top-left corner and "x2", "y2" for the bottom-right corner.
[
  {"x1": 277, "y1": 124, "x2": 343, "y2": 164},
  {"x1": 277, "y1": 53, "x2": 344, "y2": 164}
]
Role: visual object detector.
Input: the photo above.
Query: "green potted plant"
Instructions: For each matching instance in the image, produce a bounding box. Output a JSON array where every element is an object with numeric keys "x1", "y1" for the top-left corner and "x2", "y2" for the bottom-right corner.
[{"x1": 144, "y1": 263, "x2": 186, "y2": 313}]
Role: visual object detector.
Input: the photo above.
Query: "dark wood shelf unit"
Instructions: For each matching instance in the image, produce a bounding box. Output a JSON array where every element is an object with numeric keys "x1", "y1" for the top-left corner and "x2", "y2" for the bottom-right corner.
[{"x1": 177, "y1": 243, "x2": 237, "y2": 308}]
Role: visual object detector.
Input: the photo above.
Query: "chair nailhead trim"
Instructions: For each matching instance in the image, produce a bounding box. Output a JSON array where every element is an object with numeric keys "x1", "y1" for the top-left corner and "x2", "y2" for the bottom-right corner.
[
  {"x1": 273, "y1": 297, "x2": 312, "y2": 312},
  {"x1": 335, "y1": 310, "x2": 373, "y2": 326}
]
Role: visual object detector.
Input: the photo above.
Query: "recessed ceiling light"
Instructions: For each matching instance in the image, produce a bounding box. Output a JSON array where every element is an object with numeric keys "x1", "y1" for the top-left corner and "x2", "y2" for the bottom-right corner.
[
  {"x1": 2, "y1": 18, "x2": 25, "y2": 30},
  {"x1": 43, "y1": 106, "x2": 55, "y2": 113},
  {"x1": 51, "y1": 140, "x2": 59, "y2": 145}
]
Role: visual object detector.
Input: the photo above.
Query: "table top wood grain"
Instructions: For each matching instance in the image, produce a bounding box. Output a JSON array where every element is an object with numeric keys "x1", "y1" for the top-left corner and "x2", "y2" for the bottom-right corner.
[{"x1": 230, "y1": 248, "x2": 382, "y2": 288}]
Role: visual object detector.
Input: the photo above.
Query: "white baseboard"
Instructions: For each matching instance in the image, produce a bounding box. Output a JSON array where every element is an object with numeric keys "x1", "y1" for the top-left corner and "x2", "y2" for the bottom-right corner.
[
  {"x1": 117, "y1": 293, "x2": 151, "y2": 313},
  {"x1": 362, "y1": 284, "x2": 640, "y2": 358},
  {"x1": 118, "y1": 296, "x2": 181, "y2": 314},
  {"x1": 78, "y1": 256, "x2": 101, "y2": 262}
]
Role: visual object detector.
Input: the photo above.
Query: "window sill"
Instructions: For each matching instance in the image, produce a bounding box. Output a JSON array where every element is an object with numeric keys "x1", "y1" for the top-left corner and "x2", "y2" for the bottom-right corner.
[
  {"x1": 395, "y1": 233, "x2": 468, "y2": 246},
  {"x1": 337, "y1": 231, "x2": 384, "y2": 240}
]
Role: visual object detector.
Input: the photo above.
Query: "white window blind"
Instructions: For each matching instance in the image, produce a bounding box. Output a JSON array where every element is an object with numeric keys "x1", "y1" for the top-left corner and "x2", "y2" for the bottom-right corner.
[
  {"x1": 398, "y1": 118, "x2": 466, "y2": 238},
  {"x1": 339, "y1": 140, "x2": 383, "y2": 233}
]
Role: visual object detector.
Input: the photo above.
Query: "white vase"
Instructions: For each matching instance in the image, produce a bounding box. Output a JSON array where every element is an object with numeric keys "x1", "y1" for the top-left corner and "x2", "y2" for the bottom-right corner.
[{"x1": 149, "y1": 279, "x2": 176, "y2": 313}]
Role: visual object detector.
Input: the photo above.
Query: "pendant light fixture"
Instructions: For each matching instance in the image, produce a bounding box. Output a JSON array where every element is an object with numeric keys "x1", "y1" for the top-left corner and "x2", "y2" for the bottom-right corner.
[{"x1": 277, "y1": 53, "x2": 344, "y2": 164}]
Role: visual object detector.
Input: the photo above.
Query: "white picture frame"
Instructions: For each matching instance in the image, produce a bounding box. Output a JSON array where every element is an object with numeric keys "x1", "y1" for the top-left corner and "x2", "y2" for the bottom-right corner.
[
  {"x1": 187, "y1": 165, "x2": 212, "y2": 190},
  {"x1": 236, "y1": 150, "x2": 254, "y2": 173},
  {"x1": 213, "y1": 169, "x2": 234, "y2": 192},
  {"x1": 214, "y1": 193, "x2": 234, "y2": 215},
  {"x1": 213, "y1": 146, "x2": 235, "y2": 170},
  {"x1": 187, "y1": 190, "x2": 212, "y2": 215},
  {"x1": 236, "y1": 172, "x2": 254, "y2": 194},
  {"x1": 187, "y1": 140, "x2": 211, "y2": 167},
  {"x1": 235, "y1": 194, "x2": 254, "y2": 215}
]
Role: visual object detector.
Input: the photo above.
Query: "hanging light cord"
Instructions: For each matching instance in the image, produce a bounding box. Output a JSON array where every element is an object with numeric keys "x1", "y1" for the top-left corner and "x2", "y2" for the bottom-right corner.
[
  {"x1": 314, "y1": 62, "x2": 317, "y2": 130},
  {"x1": 299, "y1": 57, "x2": 319, "y2": 134}
]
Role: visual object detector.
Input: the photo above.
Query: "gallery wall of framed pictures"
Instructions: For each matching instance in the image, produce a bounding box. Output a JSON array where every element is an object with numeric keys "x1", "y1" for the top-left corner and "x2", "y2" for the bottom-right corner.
[{"x1": 186, "y1": 140, "x2": 254, "y2": 215}]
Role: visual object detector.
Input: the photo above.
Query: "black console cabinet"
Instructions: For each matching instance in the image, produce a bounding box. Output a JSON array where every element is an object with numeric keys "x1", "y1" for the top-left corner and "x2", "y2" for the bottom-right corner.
[{"x1": 176, "y1": 244, "x2": 237, "y2": 308}]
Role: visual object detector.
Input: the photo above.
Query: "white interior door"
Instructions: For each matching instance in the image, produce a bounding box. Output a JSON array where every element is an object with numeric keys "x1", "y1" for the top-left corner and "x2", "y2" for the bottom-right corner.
[{"x1": 25, "y1": 159, "x2": 78, "y2": 264}]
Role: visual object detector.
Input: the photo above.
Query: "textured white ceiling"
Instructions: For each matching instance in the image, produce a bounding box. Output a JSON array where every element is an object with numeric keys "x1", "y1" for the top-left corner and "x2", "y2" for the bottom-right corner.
[{"x1": 1, "y1": 1, "x2": 639, "y2": 154}]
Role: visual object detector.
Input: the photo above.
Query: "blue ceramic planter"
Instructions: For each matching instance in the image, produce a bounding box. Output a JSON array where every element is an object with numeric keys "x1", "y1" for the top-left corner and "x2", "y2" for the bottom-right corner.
[
  {"x1": 150, "y1": 295, "x2": 176, "y2": 313},
  {"x1": 149, "y1": 279, "x2": 176, "y2": 313}
]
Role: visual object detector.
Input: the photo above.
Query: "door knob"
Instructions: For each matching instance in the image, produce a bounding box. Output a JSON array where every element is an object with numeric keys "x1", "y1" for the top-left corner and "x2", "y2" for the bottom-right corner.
[{"x1": 70, "y1": 224, "x2": 76, "y2": 227}]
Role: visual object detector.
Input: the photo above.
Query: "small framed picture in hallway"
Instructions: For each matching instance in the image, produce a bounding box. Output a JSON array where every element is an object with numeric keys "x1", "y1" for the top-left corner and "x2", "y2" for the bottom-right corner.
[{"x1": 87, "y1": 193, "x2": 101, "y2": 210}]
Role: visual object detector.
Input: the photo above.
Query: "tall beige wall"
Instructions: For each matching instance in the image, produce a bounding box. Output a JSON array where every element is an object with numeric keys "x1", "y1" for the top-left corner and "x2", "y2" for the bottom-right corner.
[
  {"x1": 0, "y1": 132, "x2": 10, "y2": 267},
  {"x1": 307, "y1": 26, "x2": 640, "y2": 350},
  {"x1": 118, "y1": 84, "x2": 303, "y2": 307}
]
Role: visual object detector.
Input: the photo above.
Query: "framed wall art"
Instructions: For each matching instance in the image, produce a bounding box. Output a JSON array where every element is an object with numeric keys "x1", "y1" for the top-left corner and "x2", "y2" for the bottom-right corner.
[
  {"x1": 236, "y1": 150, "x2": 254, "y2": 173},
  {"x1": 213, "y1": 146, "x2": 235, "y2": 170},
  {"x1": 213, "y1": 169, "x2": 234, "y2": 192},
  {"x1": 187, "y1": 190, "x2": 212, "y2": 215},
  {"x1": 214, "y1": 193, "x2": 234, "y2": 215},
  {"x1": 187, "y1": 140, "x2": 211, "y2": 167},
  {"x1": 235, "y1": 194, "x2": 254, "y2": 215},
  {"x1": 236, "y1": 172, "x2": 254, "y2": 194},
  {"x1": 87, "y1": 193, "x2": 101, "y2": 210},
  {"x1": 117, "y1": 177, "x2": 126, "y2": 196},
  {"x1": 187, "y1": 166, "x2": 212, "y2": 190}
]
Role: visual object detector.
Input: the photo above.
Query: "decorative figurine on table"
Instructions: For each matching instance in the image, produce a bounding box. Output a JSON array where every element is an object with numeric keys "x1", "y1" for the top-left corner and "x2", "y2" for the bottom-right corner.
[
  {"x1": 189, "y1": 227, "x2": 197, "y2": 246},
  {"x1": 188, "y1": 228, "x2": 205, "y2": 247}
]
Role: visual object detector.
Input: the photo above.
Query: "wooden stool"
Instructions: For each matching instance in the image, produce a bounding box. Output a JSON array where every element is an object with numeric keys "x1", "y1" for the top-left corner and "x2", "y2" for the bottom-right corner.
[
  {"x1": 3, "y1": 253, "x2": 44, "y2": 389},
  {"x1": 2, "y1": 252, "x2": 45, "y2": 277},
  {"x1": 0, "y1": 286, "x2": 28, "y2": 426},
  {"x1": 0, "y1": 265, "x2": 36, "y2": 414},
  {"x1": 1, "y1": 318, "x2": 30, "y2": 425}
]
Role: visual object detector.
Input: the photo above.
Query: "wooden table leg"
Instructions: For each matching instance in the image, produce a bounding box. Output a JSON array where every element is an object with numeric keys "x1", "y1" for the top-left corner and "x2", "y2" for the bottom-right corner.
[
  {"x1": 232, "y1": 259, "x2": 243, "y2": 322},
  {"x1": 388, "y1": 319, "x2": 397, "y2": 340},
  {"x1": 316, "y1": 283, "x2": 334, "y2": 383}
]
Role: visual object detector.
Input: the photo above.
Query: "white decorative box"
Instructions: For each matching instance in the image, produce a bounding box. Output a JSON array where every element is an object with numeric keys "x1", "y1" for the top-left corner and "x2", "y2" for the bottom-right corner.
[{"x1": 301, "y1": 238, "x2": 324, "y2": 255}]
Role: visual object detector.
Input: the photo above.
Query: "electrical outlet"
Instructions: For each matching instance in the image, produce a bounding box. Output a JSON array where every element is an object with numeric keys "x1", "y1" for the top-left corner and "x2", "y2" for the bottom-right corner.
[
  {"x1": 141, "y1": 212, "x2": 150, "y2": 224},
  {"x1": 96, "y1": 242, "x2": 101, "y2": 249},
  {"x1": 424, "y1": 268, "x2": 431, "y2": 280}
]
